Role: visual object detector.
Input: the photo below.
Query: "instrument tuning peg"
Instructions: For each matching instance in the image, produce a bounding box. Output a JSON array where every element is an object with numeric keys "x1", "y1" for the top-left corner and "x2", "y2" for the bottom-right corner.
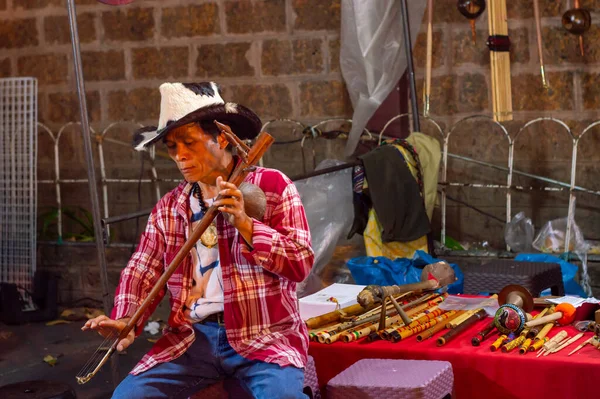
[{"x1": 457, "y1": 0, "x2": 486, "y2": 43}]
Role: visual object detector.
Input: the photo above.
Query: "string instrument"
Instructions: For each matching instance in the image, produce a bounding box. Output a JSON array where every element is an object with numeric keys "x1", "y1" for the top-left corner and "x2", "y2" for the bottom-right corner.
[
  {"x1": 457, "y1": 0, "x2": 486, "y2": 43},
  {"x1": 562, "y1": 0, "x2": 591, "y2": 56},
  {"x1": 76, "y1": 121, "x2": 274, "y2": 384}
]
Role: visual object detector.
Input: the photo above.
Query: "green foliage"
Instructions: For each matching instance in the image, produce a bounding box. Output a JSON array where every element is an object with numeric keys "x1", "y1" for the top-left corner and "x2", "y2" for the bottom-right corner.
[{"x1": 39, "y1": 206, "x2": 95, "y2": 242}]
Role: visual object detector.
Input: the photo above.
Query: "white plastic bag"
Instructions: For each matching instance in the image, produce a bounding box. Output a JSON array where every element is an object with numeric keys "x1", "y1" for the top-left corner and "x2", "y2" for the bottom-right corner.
[
  {"x1": 532, "y1": 217, "x2": 586, "y2": 254},
  {"x1": 504, "y1": 212, "x2": 534, "y2": 252},
  {"x1": 532, "y1": 214, "x2": 592, "y2": 296},
  {"x1": 294, "y1": 160, "x2": 355, "y2": 297},
  {"x1": 340, "y1": 0, "x2": 427, "y2": 156}
]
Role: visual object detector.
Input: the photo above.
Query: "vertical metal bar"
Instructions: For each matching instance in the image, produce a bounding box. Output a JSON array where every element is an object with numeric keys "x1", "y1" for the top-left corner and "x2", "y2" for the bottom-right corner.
[
  {"x1": 97, "y1": 135, "x2": 111, "y2": 239},
  {"x1": 149, "y1": 146, "x2": 161, "y2": 202},
  {"x1": 441, "y1": 135, "x2": 449, "y2": 246},
  {"x1": 0, "y1": 80, "x2": 5, "y2": 283},
  {"x1": 506, "y1": 137, "x2": 514, "y2": 250},
  {"x1": 565, "y1": 135, "x2": 577, "y2": 254},
  {"x1": 65, "y1": 0, "x2": 118, "y2": 386},
  {"x1": 54, "y1": 132, "x2": 63, "y2": 243},
  {"x1": 399, "y1": 0, "x2": 421, "y2": 132},
  {"x1": 10, "y1": 80, "x2": 16, "y2": 286},
  {"x1": 30, "y1": 80, "x2": 38, "y2": 278}
]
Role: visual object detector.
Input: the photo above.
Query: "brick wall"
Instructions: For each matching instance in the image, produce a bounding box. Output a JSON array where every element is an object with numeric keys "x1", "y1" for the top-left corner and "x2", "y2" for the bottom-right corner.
[
  {"x1": 0, "y1": 0, "x2": 349, "y2": 126},
  {"x1": 1, "y1": 0, "x2": 600, "y2": 299}
]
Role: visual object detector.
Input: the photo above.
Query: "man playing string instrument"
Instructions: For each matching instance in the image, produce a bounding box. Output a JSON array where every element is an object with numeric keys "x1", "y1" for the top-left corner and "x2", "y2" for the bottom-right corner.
[{"x1": 82, "y1": 82, "x2": 314, "y2": 398}]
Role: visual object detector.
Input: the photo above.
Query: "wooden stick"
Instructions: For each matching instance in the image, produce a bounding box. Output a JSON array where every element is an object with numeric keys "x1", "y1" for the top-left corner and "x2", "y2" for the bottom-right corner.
[
  {"x1": 423, "y1": 0, "x2": 433, "y2": 116},
  {"x1": 569, "y1": 337, "x2": 592, "y2": 356},
  {"x1": 550, "y1": 332, "x2": 585, "y2": 354},
  {"x1": 532, "y1": 0, "x2": 549, "y2": 88}
]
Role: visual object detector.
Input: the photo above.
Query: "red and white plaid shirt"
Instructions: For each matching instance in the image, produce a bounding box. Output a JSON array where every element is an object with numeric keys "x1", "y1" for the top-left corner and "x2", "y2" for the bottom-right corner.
[{"x1": 111, "y1": 167, "x2": 314, "y2": 374}]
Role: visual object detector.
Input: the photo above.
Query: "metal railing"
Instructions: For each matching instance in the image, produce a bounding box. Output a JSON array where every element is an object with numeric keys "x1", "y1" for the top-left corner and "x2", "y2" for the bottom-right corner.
[{"x1": 37, "y1": 115, "x2": 600, "y2": 255}]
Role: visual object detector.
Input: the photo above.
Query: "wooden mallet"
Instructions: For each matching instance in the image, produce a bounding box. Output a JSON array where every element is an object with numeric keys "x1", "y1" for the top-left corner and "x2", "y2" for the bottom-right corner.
[{"x1": 525, "y1": 302, "x2": 577, "y2": 328}]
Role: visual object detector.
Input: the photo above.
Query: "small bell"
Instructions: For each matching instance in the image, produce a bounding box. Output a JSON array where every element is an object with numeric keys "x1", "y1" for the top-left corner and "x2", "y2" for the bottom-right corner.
[
  {"x1": 457, "y1": 0, "x2": 486, "y2": 43},
  {"x1": 562, "y1": 1, "x2": 591, "y2": 56}
]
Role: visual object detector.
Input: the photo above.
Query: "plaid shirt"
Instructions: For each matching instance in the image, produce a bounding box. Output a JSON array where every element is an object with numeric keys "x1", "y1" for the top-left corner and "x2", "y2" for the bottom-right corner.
[{"x1": 111, "y1": 167, "x2": 314, "y2": 375}]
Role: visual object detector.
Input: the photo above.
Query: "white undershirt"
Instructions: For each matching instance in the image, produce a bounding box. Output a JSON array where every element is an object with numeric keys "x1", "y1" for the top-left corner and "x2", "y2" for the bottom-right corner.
[{"x1": 183, "y1": 195, "x2": 224, "y2": 323}]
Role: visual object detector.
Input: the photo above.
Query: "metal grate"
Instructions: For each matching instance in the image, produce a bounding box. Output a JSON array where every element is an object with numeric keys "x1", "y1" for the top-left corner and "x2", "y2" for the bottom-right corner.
[{"x1": 0, "y1": 77, "x2": 38, "y2": 290}]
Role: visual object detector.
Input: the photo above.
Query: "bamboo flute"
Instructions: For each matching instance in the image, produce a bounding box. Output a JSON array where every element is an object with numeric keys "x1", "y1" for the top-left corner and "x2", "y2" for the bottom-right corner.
[
  {"x1": 307, "y1": 291, "x2": 415, "y2": 336},
  {"x1": 416, "y1": 310, "x2": 462, "y2": 341},
  {"x1": 309, "y1": 323, "x2": 342, "y2": 341},
  {"x1": 529, "y1": 337, "x2": 548, "y2": 352},
  {"x1": 516, "y1": 307, "x2": 548, "y2": 345},
  {"x1": 471, "y1": 321, "x2": 496, "y2": 346},
  {"x1": 392, "y1": 311, "x2": 456, "y2": 343},
  {"x1": 337, "y1": 293, "x2": 442, "y2": 344},
  {"x1": 437, "y1": 309, "x2": 487, "y2": 346},
  {"x1": 341, "y1": 313, "x2": 404, "y2": 343},
  {"x1": 490, "y1": 334, "x2": 508, "y2": 351},
  {"x1": 305, "y1": 303, "x2": 375, "y2": 330},
  {"x1": 381, "y1": 296, "x2": 446, "y2": 339},
  {"x1": 333, "y1": 293, "x2": 415, "y2": 332},
  {"x1": 527, "y1": 306, "x2": 554, "y2": 341},
  {"x1": 387, "y1": 307, "x2": 446, "y2": 341},
  {"x1": 519, "y1": 338, "x2": 533, "y2": 354},
  {"x1": 502, "y1": 335, "x2": 526, "y2": 353}
]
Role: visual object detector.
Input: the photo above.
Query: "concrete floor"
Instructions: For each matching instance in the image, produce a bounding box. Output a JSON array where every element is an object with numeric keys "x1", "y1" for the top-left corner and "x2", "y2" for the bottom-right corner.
[{"x1": 0, "y1": 317, "x2": 157, "y2": 399}]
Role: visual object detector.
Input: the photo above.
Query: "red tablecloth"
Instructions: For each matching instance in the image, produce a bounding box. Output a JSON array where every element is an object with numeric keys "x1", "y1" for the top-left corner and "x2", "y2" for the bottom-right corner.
[{"x1": 309, "y1": 317, "x2": 600, "y2": 399}]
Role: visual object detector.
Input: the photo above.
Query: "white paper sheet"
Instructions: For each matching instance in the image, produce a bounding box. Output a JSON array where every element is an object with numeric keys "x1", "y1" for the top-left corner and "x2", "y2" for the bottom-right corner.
[
  {"x1": 299, "y1": 283, "x2": 366, "y2": 320},
  {"x1": 438, "y1": 295, "x2": 500, "y2": 317}
]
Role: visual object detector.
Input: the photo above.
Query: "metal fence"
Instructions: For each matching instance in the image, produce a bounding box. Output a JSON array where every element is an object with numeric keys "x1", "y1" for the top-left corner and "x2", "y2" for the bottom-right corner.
[
  {"x1": 37, "y1": 115, "x2": 600, "y2": 255},
  {"x1": 1, "y1": 78, "x2": 38, "y2": 290}
]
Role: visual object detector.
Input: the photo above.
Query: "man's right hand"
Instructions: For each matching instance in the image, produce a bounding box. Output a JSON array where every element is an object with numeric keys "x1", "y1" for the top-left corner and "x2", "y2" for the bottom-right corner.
[{"x1": 82, "y1": 315, "x2": 135, "y2": 352}]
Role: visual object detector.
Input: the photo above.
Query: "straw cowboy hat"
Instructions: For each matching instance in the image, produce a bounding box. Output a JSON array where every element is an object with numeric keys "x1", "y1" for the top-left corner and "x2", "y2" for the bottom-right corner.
[{"x1": 133, "y1": 82, "x2": 262, "y2": 151}]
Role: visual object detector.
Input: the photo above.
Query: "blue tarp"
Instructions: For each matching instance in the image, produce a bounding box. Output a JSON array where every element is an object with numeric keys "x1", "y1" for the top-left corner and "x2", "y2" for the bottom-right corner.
[{"x1": 347, "y1": 250, "x2": 464, "y2": 294}]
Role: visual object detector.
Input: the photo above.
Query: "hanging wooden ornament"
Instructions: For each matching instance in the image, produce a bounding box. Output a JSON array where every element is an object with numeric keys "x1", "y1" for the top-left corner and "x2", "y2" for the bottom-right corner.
[
  {"x1": 457, "y1": 0, "x2": 486, "y2": 43},
  {"x1": 562, "y1": 0, "x2": 592, "y2": 56}
]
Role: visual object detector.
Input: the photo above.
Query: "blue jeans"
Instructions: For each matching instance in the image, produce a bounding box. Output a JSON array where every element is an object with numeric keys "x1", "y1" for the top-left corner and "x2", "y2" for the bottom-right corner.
[{"x1": 112, "y1": 321, "x2": 308, "y2": 399}]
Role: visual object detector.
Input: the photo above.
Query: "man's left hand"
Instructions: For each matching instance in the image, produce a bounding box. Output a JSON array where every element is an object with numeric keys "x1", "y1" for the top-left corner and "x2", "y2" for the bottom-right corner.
[{"x1": 215, "y1": 176, "x2": 254, "y2": 244}]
